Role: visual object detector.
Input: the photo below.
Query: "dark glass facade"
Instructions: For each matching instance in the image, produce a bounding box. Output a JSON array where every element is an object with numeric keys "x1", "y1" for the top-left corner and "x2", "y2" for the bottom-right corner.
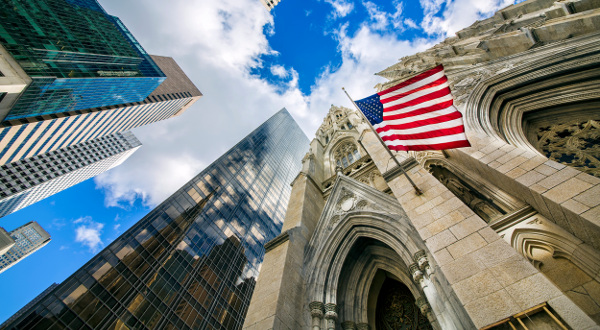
[
  {"x1": 3, "y1": 109, "x2": 309, "y2": 330},
  {"x1": 0, "y1": 0, "x2": 165, "y2": 121}
]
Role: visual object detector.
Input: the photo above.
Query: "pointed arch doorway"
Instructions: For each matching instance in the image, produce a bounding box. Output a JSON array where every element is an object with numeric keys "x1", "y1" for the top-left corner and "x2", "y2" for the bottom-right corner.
[{"x1": 374, "y1": 275, "x2": 434, "y2": 330}]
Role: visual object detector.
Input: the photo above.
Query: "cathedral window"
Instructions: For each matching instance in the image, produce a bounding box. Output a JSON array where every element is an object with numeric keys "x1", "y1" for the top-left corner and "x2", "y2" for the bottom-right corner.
[
  {"x1": 334, "y1": 142, "x2": 360, "y2": 169},
  {"x1": 347, "y1": 122, "x2": 352, "y2": 129}
]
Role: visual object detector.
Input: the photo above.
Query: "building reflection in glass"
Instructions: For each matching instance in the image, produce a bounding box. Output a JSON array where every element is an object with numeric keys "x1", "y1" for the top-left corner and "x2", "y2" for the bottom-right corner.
[{"x1": 3, "y1": 109, "x2": 309, "y2": 330}]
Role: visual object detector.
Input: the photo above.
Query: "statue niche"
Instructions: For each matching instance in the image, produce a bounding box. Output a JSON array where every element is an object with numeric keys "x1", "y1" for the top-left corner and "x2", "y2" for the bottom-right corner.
[{"x1": 429, "y1": 165, "x2": 505, "y2": 223}]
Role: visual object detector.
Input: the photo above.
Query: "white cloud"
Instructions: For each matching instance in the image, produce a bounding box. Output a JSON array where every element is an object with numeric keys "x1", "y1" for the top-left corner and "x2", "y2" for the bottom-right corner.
[
  {"x1": 420, "y1": 0, "x2": 516, "y2": 36},
  {"x1": 324, "y1": 0, "x2": 355, "y2": 18},
  {"x1": 362, "y1": 1, "x2": 405, "y2": 31},
  {"x1": 404, "y1": 18, "x2": 418, "y2": 29},
  {"x1": 94, "y1": 0, "x2": 513, "y2": 209},
  {"x1": 270, "y1": 65, "x2": 289, "y2": 78},
  {"x1": 73, "y1": 217, "x2": 104, "y2": 252}
]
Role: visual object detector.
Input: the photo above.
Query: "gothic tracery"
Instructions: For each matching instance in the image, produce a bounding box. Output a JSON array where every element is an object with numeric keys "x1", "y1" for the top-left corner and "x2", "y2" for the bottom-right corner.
[{"x1": 535, "y1": 119, "x2": 600, "y2": 178}]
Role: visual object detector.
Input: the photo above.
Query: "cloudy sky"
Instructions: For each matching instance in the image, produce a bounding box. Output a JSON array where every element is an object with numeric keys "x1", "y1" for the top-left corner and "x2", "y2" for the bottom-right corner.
[{"x1": 0, "y1": 0, "x2": 522, "y2": 322}]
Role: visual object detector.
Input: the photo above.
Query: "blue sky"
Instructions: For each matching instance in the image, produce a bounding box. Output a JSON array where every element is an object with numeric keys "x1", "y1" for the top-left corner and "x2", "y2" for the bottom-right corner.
[{"x1": 0, "y1": 0, "x2": 523, "y2": 322}]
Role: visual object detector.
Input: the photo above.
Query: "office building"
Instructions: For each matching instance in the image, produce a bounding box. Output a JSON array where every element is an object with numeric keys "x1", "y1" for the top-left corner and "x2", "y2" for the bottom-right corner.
[
  {"x1": 0, "y1": 221, "x2": 50, "y2": 274},
  {"x1": 0, "y1": 0, "x2": 166, "y2": 123},
  {"x1": 0, "y1": 55, "x2": 201, "y2": 167},
  {"x1": 3, "y1": 108, "x2": 308, "y2": 329},
  {"x1": 0, "y1": 227, "x2": 14, "y2": 255},
  {"x1": 0, "y1": 131, "x2": 141, "y2": 218},
  {"x1": 243, "y1": 1, "x2": 600, "y2": 329},
  {"x1": 259, "y1": 0, "x2": 281, "y2": 11}
]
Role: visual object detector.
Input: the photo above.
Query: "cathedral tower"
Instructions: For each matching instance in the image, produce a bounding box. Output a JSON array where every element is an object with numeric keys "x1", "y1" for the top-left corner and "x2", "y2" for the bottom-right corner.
[{"x1": 244, "y1": 0, "x2": 600, "y2": 329}]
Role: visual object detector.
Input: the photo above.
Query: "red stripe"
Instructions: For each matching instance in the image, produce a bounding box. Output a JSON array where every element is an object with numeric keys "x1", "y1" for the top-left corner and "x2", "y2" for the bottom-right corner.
[
  {"x1": 380, "y1": 76, "x2": 448, "y2": 104},
  {"x1": 383, "y1": 100, "x2": 454, "y2": 121},
  {"x1": 376, "y1": 112, "x2": 462, "y2": 132},
  {"x1": 384, "y1": 87, "x2": 451, "y2": 113},
  {"x1": 387, "y1": 140, "x2": 471, "y2": 152},
  {"x1": 380, "y1": 126, "x2": 465, "y2": 141},
  {"x1": 377, "y1": 65, "x2": 444, "y2": 96}
]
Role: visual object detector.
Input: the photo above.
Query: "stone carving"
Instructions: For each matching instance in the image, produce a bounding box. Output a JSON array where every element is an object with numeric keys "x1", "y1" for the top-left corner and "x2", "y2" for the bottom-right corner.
[
  {"x1": 409, "y1": 263, "x2": 424, "y2": 287},
  {"x1": 356, "y1": 324, "x2": 370, "y2": 330},
  {"x1": 527, "y1": 218, "x2": 543, "y2": 225},
  {"x1": 338, "y1": 195, "x2": 356, "y2": 212},
  {"x1": 310, "y1": 301, "x2": 325, "y2": 329},
  {"x1": 341, "y1": 321, "x2": 356, "y2": 330},
  {"x1": 330, "y1": 215, "x2": 341, "y2": 226},
  {"x1": 413, "y1": 250, "x2": 432, "y2": 276},
  {"x1": 336, "y1": 189, "x2": 356, "y2": 212},
  {"x1": 356, "y1": 200, "x2": 369, "y2": 210},
  {"x1": 310, "y1": 301, "x2": 325, "y2": 319},
  {"x1": 429, "y1": 165, "x2": 504, "y2": 223},
  {"x1": 534, "y1": 119, "x2": 600, "y2": 178},
  {"x1": 416, "y1": 297, "x2": 432, "y2": 318},
  {"x1": 324, "y1": 303, "x2": 338, "y2": 330}
]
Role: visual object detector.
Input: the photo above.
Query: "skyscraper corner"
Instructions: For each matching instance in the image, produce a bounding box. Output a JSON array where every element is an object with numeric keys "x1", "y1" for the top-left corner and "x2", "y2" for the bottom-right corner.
[
  {"x1": 0, "y1": 221, "x2": 51, "y2": 275},
  {"x1": 260, "y1": 0, "x2": 281, "y2": 11},
  {"x1": 2, "y1": 109, "x2": 309, "y2": 329}
]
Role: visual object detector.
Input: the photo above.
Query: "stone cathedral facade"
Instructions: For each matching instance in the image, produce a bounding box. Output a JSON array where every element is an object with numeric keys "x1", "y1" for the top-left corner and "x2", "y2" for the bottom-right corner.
[{"x1": 243, "y1": 0, "x2": 600, "y2": 329}]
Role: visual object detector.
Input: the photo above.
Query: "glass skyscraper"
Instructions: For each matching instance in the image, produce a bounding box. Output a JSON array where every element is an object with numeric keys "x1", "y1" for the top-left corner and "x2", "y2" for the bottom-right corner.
[
  {"x1": 0, "y1": 55, "x2": 201, "y2": 167},
  {"x1": 0, "y1": 0, "x2": 166, "y2": 122},
  {"x1": 2, "y1": 109, "x2": 309, "y2": 329}
]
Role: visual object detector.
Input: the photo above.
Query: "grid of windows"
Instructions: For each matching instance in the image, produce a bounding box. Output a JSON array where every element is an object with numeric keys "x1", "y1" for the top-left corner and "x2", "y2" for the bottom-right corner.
[
  {"x1": 0, "y1": 0, "x2": 165, "y2": 121},
  {"x1": 0, "y1": 222, "x2": 51, "y2": 273},
  {"x1": 0, "y1": 131, "x2": 141, "y2": 218},
  {"x1": 4, "y1": 109, "x2": 309, "y2": 330}
]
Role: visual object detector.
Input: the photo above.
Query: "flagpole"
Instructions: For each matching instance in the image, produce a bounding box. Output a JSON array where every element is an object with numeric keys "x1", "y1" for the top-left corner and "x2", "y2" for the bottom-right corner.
[{"x1": 342, "y1": 87, "x2": 423, "y2": 196}]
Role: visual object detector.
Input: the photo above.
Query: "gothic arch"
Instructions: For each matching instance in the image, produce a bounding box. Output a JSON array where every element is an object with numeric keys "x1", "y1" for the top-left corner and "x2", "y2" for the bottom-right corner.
[
  {"x1": 510, "y1": 226, "x2": 600, "y2": 278},
  {"x1": 304, "y1": 176, "x2": 474, "y2": 329},
  {"x1": 336, "y1": 244, "x2": 427, "y2": 328},
  {"x1": 305, "y1": 210, "x2": 420, "y2": 304},
  {"x1": 462, "y1": 34, "x2": 600, "y2": 175},
  {"x1": 507, "y1": 218, "x2": 600, "y2": 321}
]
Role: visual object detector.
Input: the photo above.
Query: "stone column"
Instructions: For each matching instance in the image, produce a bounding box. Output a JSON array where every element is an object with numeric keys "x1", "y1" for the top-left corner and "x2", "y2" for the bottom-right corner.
[
  {"x1": 324, "y1": 303, "x2": 338, "y2": 330},
  {"x1": 410, "y1": 255, "x2": 458, "y2": 330},
  {"x1": 409, "y1": 263, "x2": 424, "y2": 288},
  {"x1": 341, "y1": 321, "x2": 356, "y2": 330},
  {"x1": 310, "y1": 301, "x2": 325, "y2": 330},
  {"x1": 356, "y1": 323, "x2": 370, "y2": 330},
  {"x1": 416, "y1": 296, "x2": 434, "y2": 320},
  {"x1": 414, "y1": 250, "x2": 432, "y2": 276}
]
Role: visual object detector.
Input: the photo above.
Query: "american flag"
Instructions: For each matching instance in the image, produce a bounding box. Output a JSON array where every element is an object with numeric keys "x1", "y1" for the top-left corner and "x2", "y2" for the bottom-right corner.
[{"x1": 355, "y1": 65, "x2": 470, "y2": 151}]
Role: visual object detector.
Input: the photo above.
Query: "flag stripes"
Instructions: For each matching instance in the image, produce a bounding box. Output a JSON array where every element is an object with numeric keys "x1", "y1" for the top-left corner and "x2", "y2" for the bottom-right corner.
[{"x1": 355, "y1": 65, "x2": 470, "y2": 151}]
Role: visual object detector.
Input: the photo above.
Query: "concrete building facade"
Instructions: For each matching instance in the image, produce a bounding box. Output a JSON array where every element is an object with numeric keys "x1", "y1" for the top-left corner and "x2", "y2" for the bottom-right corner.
[
  {"x1": 0, "y1": 131, "x2": 141, "y2": 218},
  {"x1": 0, "y1": 55, "x2": 201, "y2": 167},
  {"x1": 0, "y1": 221, "x2": 50, "y2": 274},
  {"x1": 260, "y1": 0, "x2": 281, "y2": 11},
  {"x1": 243, "y1": 0, "x2": 600, "y2": 329}
]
